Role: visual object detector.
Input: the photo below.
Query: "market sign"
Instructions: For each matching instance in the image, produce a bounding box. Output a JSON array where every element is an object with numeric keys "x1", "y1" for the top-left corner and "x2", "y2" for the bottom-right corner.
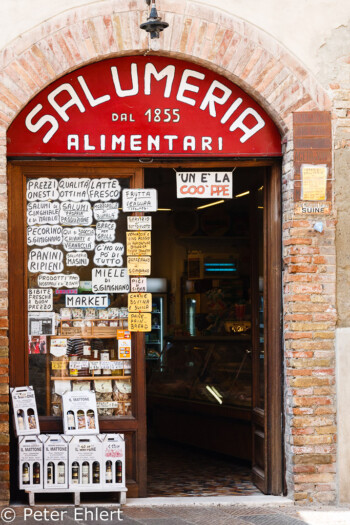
[{"x1": 7, "y1": 56, "x2": 281, "y2": 157}]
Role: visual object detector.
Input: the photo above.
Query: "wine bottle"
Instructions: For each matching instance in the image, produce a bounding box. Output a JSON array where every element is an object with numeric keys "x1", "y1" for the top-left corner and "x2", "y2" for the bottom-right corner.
[
  {"x1": 116, "y1": 460, "x2": 122, "y2": 484},
  {"x1": 105, "y1": 461, "x2": 112, "y2": 483},
  {"x1": 57, "y1": 462, "x2": 65, "y2": 484},
  {"x1": 72, "y1": 462, "x2": 79, "y2": 484},
  {"x1": 17, "y1": 409, "x2": 25, "y2": 431},
  {"x1": 22, "y1": 463, "x2": 30, "y2": 485},
  {"x1": 82, "y1": 462, "x2": 89, "y2": 484},
  {"x1": 92, "y1": 462, "x2": 100, "y2": 484},
  {"x1": 33, "y1": 462, "x2": 40, "y2": 485},
  {"x1": 47, "y1": 462, "x2": 54, "y2": 484},
  {"x1": 67, "y1": 410, "x2": 76, "y2": 430},
  {"x1": 27, "y1": 408, "x2": 37, "y2": 430},
  {"x1": 87, "y1": 409, "x2": 96, "y2": 430}
]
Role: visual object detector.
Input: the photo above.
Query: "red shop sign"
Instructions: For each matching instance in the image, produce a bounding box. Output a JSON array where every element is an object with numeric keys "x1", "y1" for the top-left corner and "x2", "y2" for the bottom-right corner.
[{"x1": 7, "y1": 56, "x2": 281, "y2": 157}]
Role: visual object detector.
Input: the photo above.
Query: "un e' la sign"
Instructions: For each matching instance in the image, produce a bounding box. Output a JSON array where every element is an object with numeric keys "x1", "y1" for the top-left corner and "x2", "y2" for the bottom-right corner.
[
  {"x1": 7, "y1": 56, "x2": 281, "y2": 157},
  {"x1": 177, "y1": 171, "x2": 232, "y2": 199}
]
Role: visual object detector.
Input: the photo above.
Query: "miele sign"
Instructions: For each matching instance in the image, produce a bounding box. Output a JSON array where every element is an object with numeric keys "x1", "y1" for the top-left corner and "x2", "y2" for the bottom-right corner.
[{"x1": 7, "y1": 56, "x2": 281, "y2": 157}]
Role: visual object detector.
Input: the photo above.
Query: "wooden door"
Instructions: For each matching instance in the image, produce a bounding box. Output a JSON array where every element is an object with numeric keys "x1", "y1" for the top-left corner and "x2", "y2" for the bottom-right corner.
[
  {"x1": 251, "y1": 164, "x2": 282, "y2": 494},
  {"x1": 8, "y1": 161, "x2": 147, "y2": 499}
]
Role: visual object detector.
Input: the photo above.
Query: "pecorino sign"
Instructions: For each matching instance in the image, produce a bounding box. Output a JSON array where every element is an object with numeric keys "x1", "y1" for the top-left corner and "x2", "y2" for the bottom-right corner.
[{"x1": 7, "y1": 56, "x2": 281, "y2": 157}]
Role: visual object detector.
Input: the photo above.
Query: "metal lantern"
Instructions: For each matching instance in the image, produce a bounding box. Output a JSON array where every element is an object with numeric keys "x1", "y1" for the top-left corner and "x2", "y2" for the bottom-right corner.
[{"x1": 140, "y1": 0, "x2": 169, "y2": 50}]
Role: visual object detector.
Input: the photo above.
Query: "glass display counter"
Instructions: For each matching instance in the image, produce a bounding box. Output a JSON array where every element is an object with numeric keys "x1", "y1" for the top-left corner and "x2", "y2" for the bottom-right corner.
[{"x1": 148, "y1": 336, "x2": 252, "y2": 409}]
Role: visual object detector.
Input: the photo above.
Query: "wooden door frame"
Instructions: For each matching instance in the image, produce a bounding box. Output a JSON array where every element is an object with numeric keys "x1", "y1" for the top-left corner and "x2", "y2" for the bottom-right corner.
[{"x1": 8, "y1": 157, "x2": 283, "y2": 497}]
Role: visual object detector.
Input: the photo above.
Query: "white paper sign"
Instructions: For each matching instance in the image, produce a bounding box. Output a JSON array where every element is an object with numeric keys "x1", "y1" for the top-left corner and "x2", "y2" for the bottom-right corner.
[
  {"x1": 27, "y1": 225, "x2": 63, "y2": 246},
  {"x1": 60, "y1": 201, "x2": 93, "y2": 226},
  {"x1": 66, "y1": 251, "x2": 89, "y2": 267},
  {"x1": 27, "y1": 202, "x2": 60, "y2": 226},
  {"x1": 93, "y1": 242, "x2": 124, "y2": 267},
  {"x1": 93, "y1": 202, "x2": 119, "y2": 221},
  {"x1": 96, "y1": 222, "x2": 116, "y2": 242},
  {"x1": 28, "y1": 289, "x2": 53, "y2": 311},
  {"x1": 176, "y1": 171, "x2": 232, "y2": 199},
  {"x1": 58, "y1": 178, "x2": 90, "y2": 201},
  {"x1": 89, "y1": 179, "x2": 121, "y2": 202},
  {"x1": 92, "y1": 268, "x2": 130, "y2": 293},
  {"x1": 28, "y1": 248, "x2": 64, "y2": 273},
  {"x1": 122, "y1": 189, "x2": 158, "y2": 212},
  {"x1": 38, "y1": 273, "x2": 79, "y2": 289},
  {"x1": 130, "y1": 277, "x2": 147, "y2": 292},
  {"x1": 65, "y1": 294, "x2": 109, "y2": 308},
  {"x1": 63, "y1": 227, "x2": 95, "y2": 251},
  {"x1": 26, "y1": 178, "x2": 59, "y2": 202},
  {"x1": 127, "y1": 216, "x2": 152, "y2": 230}
]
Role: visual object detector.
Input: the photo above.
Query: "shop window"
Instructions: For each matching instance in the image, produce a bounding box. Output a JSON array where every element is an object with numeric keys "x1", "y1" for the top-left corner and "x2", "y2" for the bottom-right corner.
[{"x1": 26, "y1": 176, "x2": 132, "y2": 418}]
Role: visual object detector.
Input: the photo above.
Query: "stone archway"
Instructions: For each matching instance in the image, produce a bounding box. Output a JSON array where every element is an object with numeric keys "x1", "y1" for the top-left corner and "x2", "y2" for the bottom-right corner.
[{"x1": 0, "y1": 0, "x2": 333, "y2": 505}]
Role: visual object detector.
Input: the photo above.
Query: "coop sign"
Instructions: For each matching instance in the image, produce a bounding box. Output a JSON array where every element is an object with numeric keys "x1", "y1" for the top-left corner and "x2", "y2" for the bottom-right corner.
[
  {"x1": 8, "y1": 57, "x2": 281, "y2": 157},
  {"x1": 177, "y1": 171, "x2": 232, "y2": 199}
]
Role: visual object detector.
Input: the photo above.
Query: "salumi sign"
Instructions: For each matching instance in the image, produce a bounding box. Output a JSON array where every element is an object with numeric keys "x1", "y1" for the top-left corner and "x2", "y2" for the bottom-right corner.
[{"x1": 7, "y1": 57, "x2": 281, "y2": 157}]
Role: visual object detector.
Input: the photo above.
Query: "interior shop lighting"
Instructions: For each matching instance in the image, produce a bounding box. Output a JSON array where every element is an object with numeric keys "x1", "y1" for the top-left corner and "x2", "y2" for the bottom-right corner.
[
  {"x1": 196, "y1": 199, "x2": 225, "y2": 210},
  {"x1": 211, "y1": 386, "x2": 223, "y2": 399},
  {"x1": 258, "y1": 206, "x2": 264, "y2": 209},
  {"x1": 204, "y1": 262, "x2": 237, "y2": 273},
  {"x1": 235, "y1": 191, "x2": 250, "y2": 198},
  {"x1": 157, "y1": 208, "x2": 172, "y2": 211},
  {"x1": 206, "y1": 386, "x2": 223, "y2": 405},
  {"x1": 140, "y1": 0, "x2": 169, "y2": 51}
]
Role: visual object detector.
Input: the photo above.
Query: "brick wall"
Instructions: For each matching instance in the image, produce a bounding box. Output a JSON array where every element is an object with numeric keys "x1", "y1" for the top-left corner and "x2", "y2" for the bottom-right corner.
[{"x1": 0, "y1": 0, "x2": 333, "y2": 504}]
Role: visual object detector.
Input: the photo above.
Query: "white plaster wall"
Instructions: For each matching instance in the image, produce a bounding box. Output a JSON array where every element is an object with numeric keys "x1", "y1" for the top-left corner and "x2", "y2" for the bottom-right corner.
[{"x1": 0, "y1": 0, "x2": 349, "y2": 87}]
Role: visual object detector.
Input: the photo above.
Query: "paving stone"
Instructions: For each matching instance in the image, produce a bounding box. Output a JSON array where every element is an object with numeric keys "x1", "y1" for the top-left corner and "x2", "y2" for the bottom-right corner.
[{"x1": 239, "y1": 514, "x2": 306, "y2": 525}]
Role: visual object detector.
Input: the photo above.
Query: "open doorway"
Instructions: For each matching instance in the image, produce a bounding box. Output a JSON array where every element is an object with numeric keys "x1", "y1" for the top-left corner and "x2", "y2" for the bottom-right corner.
[{"x1": 145, "y1": 167, "x2": 267, "y2": 496}]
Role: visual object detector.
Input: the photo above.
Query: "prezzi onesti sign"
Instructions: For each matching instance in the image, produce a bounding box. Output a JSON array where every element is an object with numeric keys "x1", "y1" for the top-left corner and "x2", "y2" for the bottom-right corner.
[{"x1": 7, "y1": 57, "x2": 281, "y2": 157}]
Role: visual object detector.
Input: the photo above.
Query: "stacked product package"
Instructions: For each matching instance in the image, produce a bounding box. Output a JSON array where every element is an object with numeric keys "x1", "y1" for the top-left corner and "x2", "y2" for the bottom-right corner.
[{"x1": 11, "y1": 386, "x2": 126, "y2": 493}]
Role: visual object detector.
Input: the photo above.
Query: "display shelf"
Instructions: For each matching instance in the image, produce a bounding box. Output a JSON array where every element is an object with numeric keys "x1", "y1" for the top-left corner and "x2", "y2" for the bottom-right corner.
[
  {"x1": 53, "y1": 335, "x2": 119, "y2": 339},
  {"x1": 50, "y1": 376, "x2": 131, "y2": 381},
  {"x1": 26, "y1": 487, "x2": 127, "y2": 506}
]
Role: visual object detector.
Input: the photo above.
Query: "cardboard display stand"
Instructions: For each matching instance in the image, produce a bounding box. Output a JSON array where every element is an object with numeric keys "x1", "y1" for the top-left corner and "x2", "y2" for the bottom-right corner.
[
  {"x1": 18, "y1": 435, "x2": 43, "y2": 490},
  {"x1": 14, "y1": 387, "x2": 127, "y2": 504},
  {"x1": 43, "y1": 434, "x2": 70, "y2": 489},
  {"x1": 62, "y1": 390, "x2": 99, "y2": 435},
  {"x1": 11, "y1": 386, "x2": 40, "y2": 437}
]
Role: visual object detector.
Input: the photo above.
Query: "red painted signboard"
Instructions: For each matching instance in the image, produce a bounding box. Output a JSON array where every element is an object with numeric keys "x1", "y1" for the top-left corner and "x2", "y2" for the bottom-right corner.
[{"x1": 7, "y1": 56, "x2": 281, "y2": 157}]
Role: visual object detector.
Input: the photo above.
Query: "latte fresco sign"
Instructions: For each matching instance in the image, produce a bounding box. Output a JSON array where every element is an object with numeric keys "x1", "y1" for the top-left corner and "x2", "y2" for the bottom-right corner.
[{"x1": 7, "y1": 57, "x2": 281, "y2": 157}]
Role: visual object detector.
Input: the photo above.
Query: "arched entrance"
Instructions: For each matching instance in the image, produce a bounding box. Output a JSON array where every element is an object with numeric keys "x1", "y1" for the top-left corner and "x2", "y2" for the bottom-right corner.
[{"x1": 7, "y1": 55, "x2": 283, "y2": 499}]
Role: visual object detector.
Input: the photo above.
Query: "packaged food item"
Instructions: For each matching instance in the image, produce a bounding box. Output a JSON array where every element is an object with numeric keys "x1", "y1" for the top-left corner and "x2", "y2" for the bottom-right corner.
[
  {"x1": 101, "y1": 434, "x2": 126, "y2": 488},
  {"x1": 18, "y1": 435, "x2": 43, "y2": 489},
  {"x1": 43, "y1": 434, "x2": 69, "y2": 488},
  {"x1": 11, "y1": 386, "x2": 40, "y2": 436},
  {"x1": 60, "y1": 308, "x2": 72, "y2": 320},
  {"x1": 51, "y1": 355, "x2": 69, "y2": 377},
  {"x1": 62, "y1": 390, "x2": 99, "y2": 434},
  {"x1": 85, "y1": 308, "x2": 96, "y2": 319},
  {"x1": 72, "y1": 308, "x2": 83, "y2": 319}
]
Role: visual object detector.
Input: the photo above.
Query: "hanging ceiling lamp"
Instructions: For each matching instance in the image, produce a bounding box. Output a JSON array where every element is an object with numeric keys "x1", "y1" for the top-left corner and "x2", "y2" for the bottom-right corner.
[{"x1": 140, "y1": 0, "x2": 169, "y2": 51}]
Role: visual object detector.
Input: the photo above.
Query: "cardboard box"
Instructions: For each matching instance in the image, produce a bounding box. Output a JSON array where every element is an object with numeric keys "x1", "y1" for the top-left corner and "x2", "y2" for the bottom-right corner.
[
  {"x1": 62, "y1": 390, "x2": 99, "y2": 435},
  {"x1": 11, "y1": 386, "x2": 40, "y2": 437},
  {"x1": 18, "y1": 435, "x2": 43, "y2": 490},
  {"x1": 43, "y1": 434, "x2": 69, "y2": 489},
  {"x1": 101, "y1": 434, "x2": 126, "y2": 489},
  {"x1": 68, "y1": 435, "x2": 103, "y2": 489}
]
